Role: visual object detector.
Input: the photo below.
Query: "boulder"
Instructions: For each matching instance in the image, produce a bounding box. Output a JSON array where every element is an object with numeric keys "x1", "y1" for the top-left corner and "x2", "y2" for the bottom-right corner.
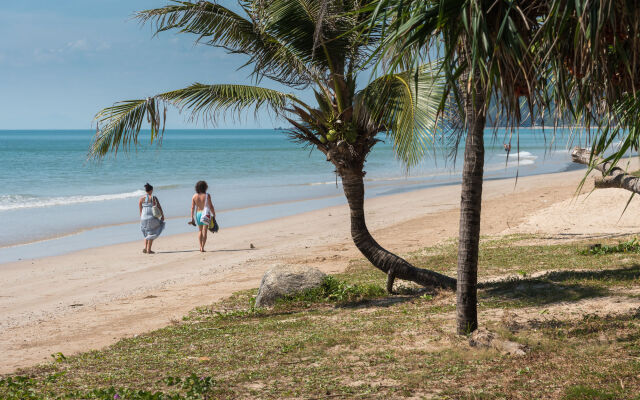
[
  {"x1": 255, "y1": 265, "x2": 326, "y2": 307},
  {"x1": 469, "y1": 328, "x2": 527, "y2": 356}
]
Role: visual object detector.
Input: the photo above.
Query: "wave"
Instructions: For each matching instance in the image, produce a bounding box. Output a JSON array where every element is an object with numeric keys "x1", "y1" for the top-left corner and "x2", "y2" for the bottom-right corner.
[
  {"x1": 505, "y1": 159, "x2": 536, "y2": 167},
  {"x1": 498, "y1": 151, "x2": 538, "y2": 160},
  {"x1": 307, "y1": 181, "x2": 337, "y2": 186},
  {"x1": 0, "y1": 190, "x2": 146, "y2": 211}
]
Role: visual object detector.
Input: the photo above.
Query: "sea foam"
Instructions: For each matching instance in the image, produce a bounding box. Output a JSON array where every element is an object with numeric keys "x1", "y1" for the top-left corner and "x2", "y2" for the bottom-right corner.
[
  {"x1": 0, "y1": 190, "x2": 146, "y2": 211},
  {"x1": 498, "y1": 151, "x2": 538, "y2": 160}
]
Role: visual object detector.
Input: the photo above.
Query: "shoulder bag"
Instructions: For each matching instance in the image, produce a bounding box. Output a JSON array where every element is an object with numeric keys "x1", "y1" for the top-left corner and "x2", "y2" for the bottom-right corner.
[
  {"x1": 200, "y1": 193, "x2": 212, "y2": 225},
  {"x1": 151, "y1": 196, "x2": 162, "y2": 219}
]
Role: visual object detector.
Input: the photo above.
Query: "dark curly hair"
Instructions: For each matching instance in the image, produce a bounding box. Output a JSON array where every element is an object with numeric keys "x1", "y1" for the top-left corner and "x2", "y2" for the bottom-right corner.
[
  {"x1": 195, "y1": 180, "x2": 208, "y2": 194},
  {"x1": 144, "y1": 183, "x2": 153, "y2": 192}
]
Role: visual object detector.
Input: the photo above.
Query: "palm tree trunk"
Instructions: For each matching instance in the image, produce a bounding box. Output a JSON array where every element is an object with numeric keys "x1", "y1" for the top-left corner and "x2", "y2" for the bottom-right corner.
[
  {"x1": 456, "y1": 85, "x2": 487, "y2": 335},
  {"x1": 340, "y1": 168, "x2": 456, "y2": 292},
  {"x1": 572, "y1": 147, "x2": 640, "y2": 192}
]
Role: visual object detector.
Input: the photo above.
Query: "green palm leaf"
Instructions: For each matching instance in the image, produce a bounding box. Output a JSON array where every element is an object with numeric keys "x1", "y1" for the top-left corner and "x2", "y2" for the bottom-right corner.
[
  {"x1": 356, "y1": 63, "x2": 445, "y2": 167},
  {"x1": 92, "y1": 84, "x2": 304, "y2": 158},
  {"x1": 137, "y1": 1, "x2": 255, "y2": 49},
  {"x1": 136, "y1": 1, "x2": 322, "y2": 87}
]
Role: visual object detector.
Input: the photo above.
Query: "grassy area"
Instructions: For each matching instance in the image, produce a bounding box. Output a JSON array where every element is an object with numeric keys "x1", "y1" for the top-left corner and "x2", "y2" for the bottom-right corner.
[{"x1": 3, "y1": 235, "x2": 640, "y2": 399}]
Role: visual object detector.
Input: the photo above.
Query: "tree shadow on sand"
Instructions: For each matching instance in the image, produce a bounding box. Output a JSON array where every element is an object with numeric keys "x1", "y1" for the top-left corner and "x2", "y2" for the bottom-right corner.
[
  {"x1": 478, "y1": 264, "x2": 640, "y2": 307},
  {"x1": 210, "y1": 266, "x2": 640, "y2": 318},
  {"x1": 337, "y1": 295, "x2": 417, "y2": 309},
  {"x1": 345, "y1": 265, "x2": 640, "y2": 311}
]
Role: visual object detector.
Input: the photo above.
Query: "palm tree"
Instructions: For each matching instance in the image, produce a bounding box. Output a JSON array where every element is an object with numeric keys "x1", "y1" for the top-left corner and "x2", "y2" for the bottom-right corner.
[
  {"x1": 369, "y1": 0, "x2": 548, "y2": 334},
  {"x1": 91, "y1": 0, "x2": 456, "y2": 291}
]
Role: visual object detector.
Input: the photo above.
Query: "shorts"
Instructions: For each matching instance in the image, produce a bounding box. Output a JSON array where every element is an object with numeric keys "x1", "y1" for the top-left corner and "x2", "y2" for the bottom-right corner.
[{"x1": 195, "y1": 211, "x2": 208, "y2": 226}]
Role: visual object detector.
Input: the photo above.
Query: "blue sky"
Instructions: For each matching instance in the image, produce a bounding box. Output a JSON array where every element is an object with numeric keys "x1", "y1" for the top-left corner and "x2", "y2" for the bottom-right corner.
[{"x1": 0, "y1": 1, "x2": 310, "y2": 129}]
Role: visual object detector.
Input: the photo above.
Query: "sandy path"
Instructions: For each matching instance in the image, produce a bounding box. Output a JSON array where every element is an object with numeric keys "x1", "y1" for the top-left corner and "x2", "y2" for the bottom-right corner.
[
  {"x1": 503, "y1": 187, "x2": 640, "y2": 237},
  {"x1": 4, "y1": 166, "x2": 637, "y2": 374}
]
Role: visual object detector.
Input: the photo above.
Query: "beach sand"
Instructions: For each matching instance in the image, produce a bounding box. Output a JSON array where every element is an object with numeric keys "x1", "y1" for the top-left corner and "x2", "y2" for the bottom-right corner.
[{"x1": 3, "y1": 166, "x2": 640, "y2": 374}]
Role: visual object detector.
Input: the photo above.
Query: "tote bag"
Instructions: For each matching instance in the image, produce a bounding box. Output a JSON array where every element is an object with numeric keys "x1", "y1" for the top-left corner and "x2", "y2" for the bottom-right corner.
[
  {"x1": 199, "y1": 193, "x2": 212, "y2": 225},
  {"x1": 151, "y1": 196, "x2": 162, "y2": 219}
]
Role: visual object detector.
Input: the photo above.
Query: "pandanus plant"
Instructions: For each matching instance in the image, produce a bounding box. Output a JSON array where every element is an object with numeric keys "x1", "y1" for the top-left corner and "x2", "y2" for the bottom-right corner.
[
  {"x1": 366, "y1": 0, "x2": 568, "y2": 334},
  {"x1": 372, "y1": 0, "x2": 640, "y2": 334},
  {"x1": 542, "y1": 0, "x2": 640, "y2": 170},
  {"x1": 91, "y1": 0, "x2": 456, "y2": 290},
  {"x1": 369, "y1": 0, "x2": 552, "y2": 333}
]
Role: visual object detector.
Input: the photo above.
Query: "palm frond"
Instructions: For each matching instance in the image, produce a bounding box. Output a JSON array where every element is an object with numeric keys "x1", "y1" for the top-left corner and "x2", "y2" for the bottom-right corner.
[
  {"x1": 137, "y1": 1, "x2": 255, "y2": 50},
  {"x1": 162, "y1": 83, "x2": 303, "y2": 121},
  {"x1": 136, "y1": 1, "x2": 322, "y2": 87},
  {"x1": 91, "y1": 84, "x2": 304, "y2": 159},
  {"x1": 356, "y1": 63, "x2": 445, "y2": 167},
  {"x1": 369, "y1": 0, "x2": 549, "y2": 134},
  {"x1": 92, "y1": 98, "x2": 166, "y2": 159},
  {"x1": 541, "y1": 0, "x2": 640, "y2": 170},
  {"x1": 590, "y1": 92, "x2": 640, "y2": 174}
]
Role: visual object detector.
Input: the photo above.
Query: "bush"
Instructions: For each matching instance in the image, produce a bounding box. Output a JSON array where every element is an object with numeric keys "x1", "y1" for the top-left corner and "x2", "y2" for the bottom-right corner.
[{"x1": 581, "y1": 238, "x2": 640, "y2": 255}]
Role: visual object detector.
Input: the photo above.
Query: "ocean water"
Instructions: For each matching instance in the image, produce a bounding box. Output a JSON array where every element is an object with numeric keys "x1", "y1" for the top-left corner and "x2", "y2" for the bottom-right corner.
[{"x1": 0, "y1": 128, "x2": 582, "y2": 262}]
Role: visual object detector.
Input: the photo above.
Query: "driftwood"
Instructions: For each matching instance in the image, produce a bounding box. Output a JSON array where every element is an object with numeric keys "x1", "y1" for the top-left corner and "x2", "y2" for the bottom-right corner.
[{"x1": 571, "y1": 147, "x2": 640, "y2": 194}]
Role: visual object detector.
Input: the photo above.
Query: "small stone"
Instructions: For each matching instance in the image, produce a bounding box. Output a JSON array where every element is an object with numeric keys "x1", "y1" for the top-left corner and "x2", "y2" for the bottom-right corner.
[{"x1": 469, "y1": 328, "x2": 526, "y2": 356}]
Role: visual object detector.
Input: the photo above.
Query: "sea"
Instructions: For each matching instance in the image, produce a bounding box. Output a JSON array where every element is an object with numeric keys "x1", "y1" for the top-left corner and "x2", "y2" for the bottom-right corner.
[{"x1": 0, "y1": 128, "x2": 585, "y2": 263}]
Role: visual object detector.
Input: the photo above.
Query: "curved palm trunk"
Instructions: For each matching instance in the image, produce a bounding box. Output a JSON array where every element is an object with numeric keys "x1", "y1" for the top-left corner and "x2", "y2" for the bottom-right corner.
[
  {"x1": 456, "y1": 84, "x2": 487, "y2": 335},
  {"x1": 340, "y1": 168, "x2": 456, "y2": 292}
]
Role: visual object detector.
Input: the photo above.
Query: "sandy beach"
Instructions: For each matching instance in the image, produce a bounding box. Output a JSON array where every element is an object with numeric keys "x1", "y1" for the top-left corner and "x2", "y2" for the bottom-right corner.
[{"x1": 4, "y1": 166, "x2": 640, "y2": 374}]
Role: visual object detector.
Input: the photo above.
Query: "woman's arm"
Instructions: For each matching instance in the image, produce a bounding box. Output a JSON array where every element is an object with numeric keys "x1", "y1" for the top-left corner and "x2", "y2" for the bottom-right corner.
[
  {"x1": 190, "y1": 196, "x2": 196, "y2": 222},
  {"x1": 139, "y1": 197, "x2": 143, "y2": 216}
]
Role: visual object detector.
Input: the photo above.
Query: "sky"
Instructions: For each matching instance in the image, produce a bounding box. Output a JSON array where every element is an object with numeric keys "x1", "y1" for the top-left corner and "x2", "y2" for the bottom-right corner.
[{"x1": 0, "y1": 0, "x2": 311, "y2": 130}]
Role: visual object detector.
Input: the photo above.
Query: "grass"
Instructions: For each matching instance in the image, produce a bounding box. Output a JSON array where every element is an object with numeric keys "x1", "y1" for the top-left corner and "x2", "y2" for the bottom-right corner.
[{"x1": 2, "y1": 235, "x2": 640, "y2": 399}]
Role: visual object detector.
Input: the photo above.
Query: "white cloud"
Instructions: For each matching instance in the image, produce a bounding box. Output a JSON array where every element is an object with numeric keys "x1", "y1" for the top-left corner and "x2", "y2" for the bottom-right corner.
[
  {"x1": 30, "y1": 39, "x2": 112, "y2": 63},
  {"x1": 66, "y1": 39, "x2": 88, "y2": 51},
  {"x1": 33, "y1": 47, "x2": 64, "y2": 63},
  {"x1": 95, "y1": 41, "x2": 111, "y2": 51}
]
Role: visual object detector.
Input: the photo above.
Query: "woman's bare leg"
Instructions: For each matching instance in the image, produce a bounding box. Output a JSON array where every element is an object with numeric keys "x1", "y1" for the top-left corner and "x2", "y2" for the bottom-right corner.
[
  {"x1": 147, "y1": 239, "x2": 154, "y2": 254},
  {"x1": 198, "y1": 226, "x2": 205, "y2": 252},
  {"x1": 143, "y1": 239, "x2": 148, "y2": 253},
  {"x1": 202, "y1": 228, "x2": 208, "y2": 251}
]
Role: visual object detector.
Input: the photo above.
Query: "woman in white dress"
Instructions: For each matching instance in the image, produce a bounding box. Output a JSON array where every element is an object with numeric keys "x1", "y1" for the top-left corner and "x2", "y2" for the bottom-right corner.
[{"x1": 139, "y1": 183, "x2": 165, "y2": 254}]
